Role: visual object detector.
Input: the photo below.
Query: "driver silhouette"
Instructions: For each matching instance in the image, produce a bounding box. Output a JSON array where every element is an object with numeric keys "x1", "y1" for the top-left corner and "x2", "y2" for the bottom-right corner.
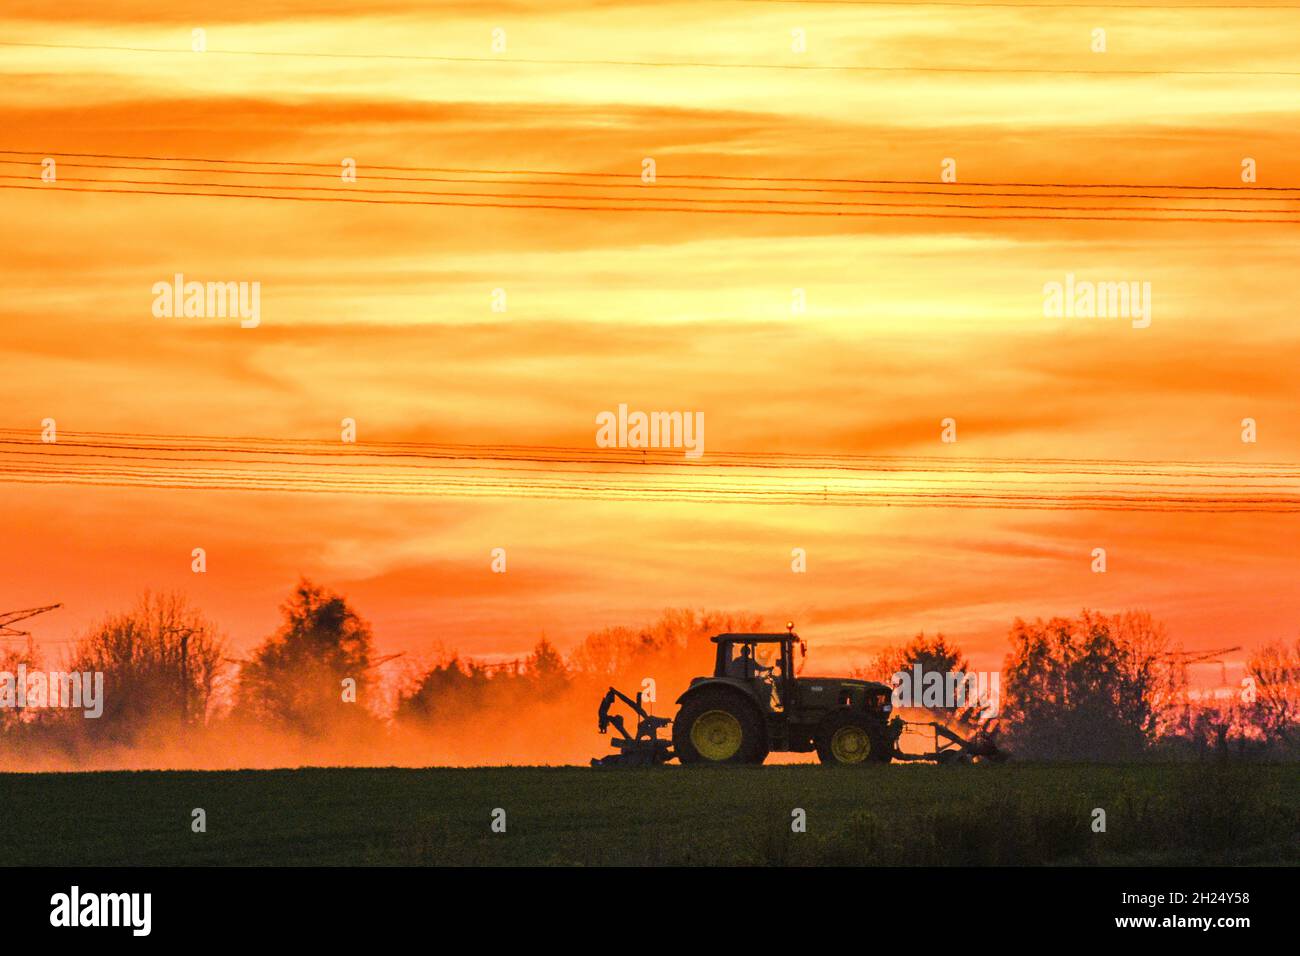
[{"x1": 727, "y1": 644, "x2": 772, "y2": 680}]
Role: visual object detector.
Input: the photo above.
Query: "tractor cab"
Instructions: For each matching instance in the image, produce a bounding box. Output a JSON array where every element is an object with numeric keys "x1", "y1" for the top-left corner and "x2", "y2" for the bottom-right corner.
[{"x1": 710, "y1": 626, "x2": 804, "y2": 711}]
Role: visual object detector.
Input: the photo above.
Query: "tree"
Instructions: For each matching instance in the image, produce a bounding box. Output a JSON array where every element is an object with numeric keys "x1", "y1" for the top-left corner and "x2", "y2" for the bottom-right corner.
[
  {"x1": 1244, "y1": 637, "x2": 1299, "y2": 750},
  {"x1": 397, "y1": 656, "x2": 504, "y2": 727},
  {"x1": 0, "y1": 644, "x2": 43, "y2": 735},
  {"x1": 1001, "y1": 610, "x2": 1171, "y2": 759},
  {"x1": 858, "y1": 633, "x2": 990, "y2": 719},
  {"x1": 567, "y1": 609, "x2": 762, "y2": 689},
  {"x1": 235, "y1": 580, "x2": 376, "y2": 736},
  {"x1": 525, "y1": 638, "x2": 569, "y2": 696},
  {"x1": 65, "y1": 592, "x2": 226, "y2": 745},
  {"x1": 863, "y1": 632, "x2": 967, "y2": 683}
]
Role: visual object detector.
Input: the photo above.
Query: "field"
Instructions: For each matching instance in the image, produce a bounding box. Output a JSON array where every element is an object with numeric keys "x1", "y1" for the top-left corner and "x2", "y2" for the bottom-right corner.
[{"x1": 2, "y1": 763, "x2": 1296, "y2": 866}]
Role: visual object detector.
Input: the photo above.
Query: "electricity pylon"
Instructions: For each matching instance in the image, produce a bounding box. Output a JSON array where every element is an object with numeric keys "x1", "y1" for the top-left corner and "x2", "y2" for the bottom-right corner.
[{"x1": 0, "y1": 603, "x2": 62, "y2": 638}]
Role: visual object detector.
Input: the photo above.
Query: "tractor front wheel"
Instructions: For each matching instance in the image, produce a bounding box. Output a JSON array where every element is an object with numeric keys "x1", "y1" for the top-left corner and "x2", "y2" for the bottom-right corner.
[
  {"x1": 816, "y1": 711, "x2": 890, "y2": 766},
  {"x1": 673, "y1": 689, "x2": 766, "y2": 765}
]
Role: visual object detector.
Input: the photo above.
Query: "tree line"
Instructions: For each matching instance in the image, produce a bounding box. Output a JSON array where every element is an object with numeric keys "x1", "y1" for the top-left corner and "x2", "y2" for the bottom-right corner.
[{"x1": 1, "y1": 580, "x2": 1295, "y2": 764}]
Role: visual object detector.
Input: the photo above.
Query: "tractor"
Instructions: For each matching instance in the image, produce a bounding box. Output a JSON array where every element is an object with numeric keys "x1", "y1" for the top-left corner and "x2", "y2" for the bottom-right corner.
[{"x1": 593, "y1": 624, "x2": 901, "y2": 767}]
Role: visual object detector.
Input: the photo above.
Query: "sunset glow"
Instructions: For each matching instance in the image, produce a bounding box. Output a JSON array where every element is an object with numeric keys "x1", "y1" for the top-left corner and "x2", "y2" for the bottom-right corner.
[{"x1": 3, "y1": 0, "x2": 1299, "y2": 727}]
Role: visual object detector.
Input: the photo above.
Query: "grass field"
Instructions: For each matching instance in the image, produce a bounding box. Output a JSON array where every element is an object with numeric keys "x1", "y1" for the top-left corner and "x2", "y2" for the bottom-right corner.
[{"x1": 2, "y1": 763, "x2": 1295, "y2": 866}]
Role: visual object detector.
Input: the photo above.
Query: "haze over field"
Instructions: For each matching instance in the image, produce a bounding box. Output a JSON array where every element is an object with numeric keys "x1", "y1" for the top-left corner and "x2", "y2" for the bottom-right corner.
[{"x1": 2, "y1": 0, "x2": 1298, "y2": 681}]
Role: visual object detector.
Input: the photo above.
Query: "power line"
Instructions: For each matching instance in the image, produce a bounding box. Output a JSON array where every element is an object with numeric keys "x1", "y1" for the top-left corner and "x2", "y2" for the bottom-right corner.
[
  {"x1": 6, "y1": 428, "x2": 1297, "y2": 470},
  {"x1": 6, "y1": 150, "x2": 1295, "y2": 193},
  {"x1": 11, "y1": 444, "x2": 1300, "y2": 491},
  {"x1": 3, "y1": 429, "x2": 1297, "y2": 512},
  {"x1": 3, "y1": 160, "x2": 1295, "y2": 206},
  {"x1": 3, "y1": 468, "x2": 1295, "y2": 512},
  {"x1": 5, "y1": 40, "x2": 1300, "y2": 77},
  {"x1": 7, "y1": 183, "x2": 1295, "y2": 224},
  {"x1": 7, "y1": 173, "x2": 1294, "y2": 217},
  {"x1": 5, "y1": 430, "x2": 1299, "y2": 477}
]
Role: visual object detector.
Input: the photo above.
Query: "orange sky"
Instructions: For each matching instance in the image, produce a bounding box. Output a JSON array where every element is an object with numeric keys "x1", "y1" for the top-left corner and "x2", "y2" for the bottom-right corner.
[{"x1": 2, "y1": 0, "x2": 1299, "y2": 681}]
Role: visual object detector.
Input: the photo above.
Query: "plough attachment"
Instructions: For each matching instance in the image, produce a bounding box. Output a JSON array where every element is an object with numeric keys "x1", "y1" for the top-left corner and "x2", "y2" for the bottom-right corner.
[
  {"x1": 891, "y1": 718, "x2": 1007, "y2": 764},
  {"x1": 590, "y1": 687, "x2": 674, "y2": 768}
]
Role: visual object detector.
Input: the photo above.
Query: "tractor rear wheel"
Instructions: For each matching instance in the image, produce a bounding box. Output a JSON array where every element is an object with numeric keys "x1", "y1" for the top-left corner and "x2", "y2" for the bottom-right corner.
[
  {"x1": 816, "y1": 711, "x2": 890, "y2": 766},
  {"x1": 674, "y1": 689, "x2": 766, "y2": 765}
]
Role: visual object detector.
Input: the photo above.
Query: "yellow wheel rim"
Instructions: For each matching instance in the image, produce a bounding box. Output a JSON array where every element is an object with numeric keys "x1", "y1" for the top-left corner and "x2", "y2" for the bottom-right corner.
[
  {"x1": 830, "y1": 725, "x2": 871, "y2": 764},
  {"x1": 691, "y1": 710, "x2": 743, "y2": 761}
]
